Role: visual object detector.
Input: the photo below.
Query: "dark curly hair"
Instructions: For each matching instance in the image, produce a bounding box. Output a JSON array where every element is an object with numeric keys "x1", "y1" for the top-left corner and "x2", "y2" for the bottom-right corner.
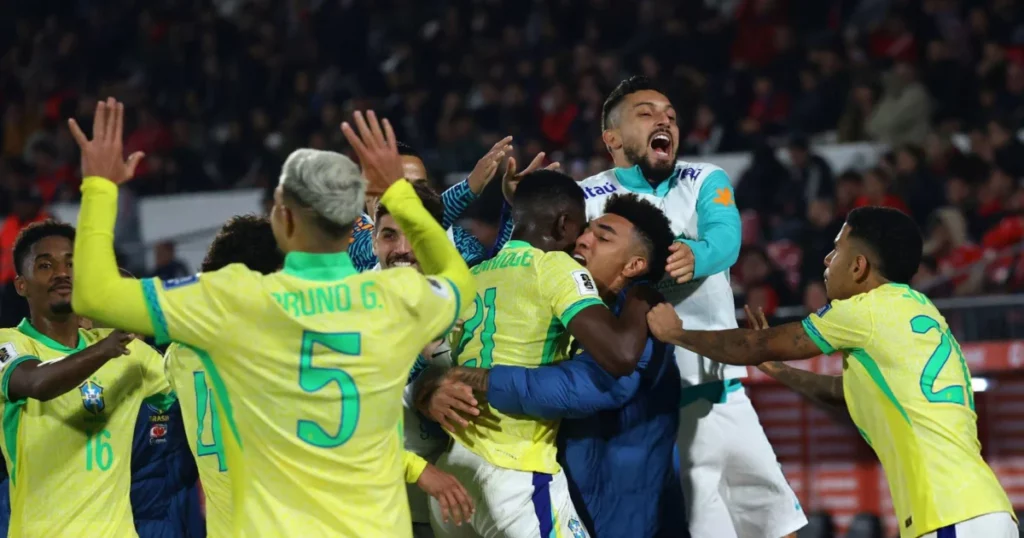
[
  {"x1": 603, "y1": 194, "x2": 675, "y2": 282},
  {"x1": 202, "y1": 215, "x2": 283, "y2": 274},
  {"x1": 12, "y1": 220, "x2": 76, "y2": 276}
]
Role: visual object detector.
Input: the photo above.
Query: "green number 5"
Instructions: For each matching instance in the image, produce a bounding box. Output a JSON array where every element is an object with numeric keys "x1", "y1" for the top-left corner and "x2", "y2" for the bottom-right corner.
[
  {"x1": 911, "y1": 316, "x2": 974, "y2": 410},
  {"x1": 457, "y1": 287, "x2": 497, "y2": 368},
  {"x1": 193, "y1": 371, "x2": 226, "y2": 472},
  {"x1": 85, "y1": 429, "x2": 113, "y2": 471},
  {"x1": 297, "y1": 332, "x2": 361, "y2": 448}
]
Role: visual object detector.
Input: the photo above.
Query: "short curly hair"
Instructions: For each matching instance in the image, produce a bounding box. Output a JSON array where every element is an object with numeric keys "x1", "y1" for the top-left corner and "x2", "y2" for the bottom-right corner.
[
  {"x1": 202, "y1": 215, "x2": 283, "y2": 274},
  {"x1": 603, "y1": 194, "x2": 675, "y2": 282},
  {"x1": 12, "y1": 220, "x2": 76, "y2": 276}
]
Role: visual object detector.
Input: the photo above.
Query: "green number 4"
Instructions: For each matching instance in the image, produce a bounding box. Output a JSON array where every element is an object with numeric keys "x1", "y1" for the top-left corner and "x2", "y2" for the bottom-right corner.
[
  {"x1": 911, "y1": 316, "x2": 974, "y2": 410},
  {"x1": 193, "y1": 371, "x2": 227, "y2": 472},
  {"x1": 297, "y1": 332, "x2": 361, "y2": 448},
  {"x1": 457, "y1": 287, "x2": 497, "y2": 369},
  {"x1": 84, "y1": 429, "x2": 113, "y2": 471}
]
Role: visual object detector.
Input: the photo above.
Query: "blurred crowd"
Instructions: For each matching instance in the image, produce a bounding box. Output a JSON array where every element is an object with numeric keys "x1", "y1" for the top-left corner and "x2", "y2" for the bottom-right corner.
[{"x1": 2, "y1": 0, "x2": 1024, "y2": 315}]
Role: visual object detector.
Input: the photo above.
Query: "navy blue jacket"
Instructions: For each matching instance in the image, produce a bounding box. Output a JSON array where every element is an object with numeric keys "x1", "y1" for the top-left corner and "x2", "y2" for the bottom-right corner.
[
  {"x1": 131, "y1": 401, "x2": 205, "y2": 538},
  {"x1": 0, "y1": 402, "x2": 203, "y2": 537},
  {"x1": 487, "y1": 289, "x2": 685, "y2": 538}
]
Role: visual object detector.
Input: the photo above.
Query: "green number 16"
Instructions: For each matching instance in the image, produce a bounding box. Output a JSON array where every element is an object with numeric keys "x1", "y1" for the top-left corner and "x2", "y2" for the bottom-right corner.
[
  {"x1": 457, "y1": 287, "x2": 498, "y2": 368},
  {"x1": 297, "y1": 332, "x2": 361, "y2": 448}
]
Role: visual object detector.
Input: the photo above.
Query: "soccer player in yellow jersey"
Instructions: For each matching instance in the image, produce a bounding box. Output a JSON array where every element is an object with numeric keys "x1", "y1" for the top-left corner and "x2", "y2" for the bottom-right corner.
[
  {"x1": 162, "y1": 215, "x2": 284, "y2": 538},
  {"x1": 419, "y1": 170, "x2": 656, "y2": 538},
  {"x1": 66, "y1": 99, "x2": 476, "y2": 537},
  {"x1": 0, "y1": 221, "x2": 174, "y2": 538},
  {"x1": 647, "y1": 206, "x2": 1016, "y2": 538}
]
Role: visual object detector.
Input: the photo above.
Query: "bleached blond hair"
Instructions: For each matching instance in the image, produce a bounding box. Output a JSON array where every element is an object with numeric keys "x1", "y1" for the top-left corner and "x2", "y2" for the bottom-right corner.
[{"x1": 279, "y1": 149, "x2": 365, "y2": 235}]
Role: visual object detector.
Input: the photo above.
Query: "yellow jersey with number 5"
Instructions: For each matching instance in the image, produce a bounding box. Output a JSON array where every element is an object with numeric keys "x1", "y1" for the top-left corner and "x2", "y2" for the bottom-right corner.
[
  {"x1": 801, "y1": 283, "x2": 1012, "y2": 538},
  {"x1": 452, "y1": 240, "x2": 605, "y2": 474},
  {"x1": 0, "y1": 320, "x2": 173, "y2": 538},
  {"x1": 139, "y1": 253, "x2": 460, "y2": 538}
]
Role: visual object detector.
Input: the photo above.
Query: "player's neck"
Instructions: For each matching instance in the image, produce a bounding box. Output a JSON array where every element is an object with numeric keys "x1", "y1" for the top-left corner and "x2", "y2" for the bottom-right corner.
[{"x1": 28, "y1": 311, "x2": 81, "y2": 349}]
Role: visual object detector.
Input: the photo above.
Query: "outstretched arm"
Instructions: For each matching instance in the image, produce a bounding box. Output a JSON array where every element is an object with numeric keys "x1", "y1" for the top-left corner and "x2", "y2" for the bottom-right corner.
[
  {"x1": 758, "y1": 361, "x2": 848, "y2": 417},
  {"x1": 4, "y1": 331, "x2": 132, "y2": 402}
]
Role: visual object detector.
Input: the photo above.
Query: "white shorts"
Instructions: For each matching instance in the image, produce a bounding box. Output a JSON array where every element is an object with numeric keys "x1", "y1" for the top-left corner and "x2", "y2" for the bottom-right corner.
[
  {"x1": 431, "y1": 441, "x2": 590, "y2": 538},
  {"x1": 919, "y1": 512, "x2": 1017, "y2": 538},
  {"x1": 678, "y1": 382, "x2": 807, "y2": 538}
]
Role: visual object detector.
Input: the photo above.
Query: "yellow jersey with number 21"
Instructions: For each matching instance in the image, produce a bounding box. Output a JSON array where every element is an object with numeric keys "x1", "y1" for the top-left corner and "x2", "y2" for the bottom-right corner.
[
  {"x1": 0, "y1": 320, "x2": 173, "y2": 538},
  {"x1": 453, "y1": 240, "x2": 605, "y2": 475},
  {"x1": 801, "y1": 283, "x2": 1012, "y2": 538}
]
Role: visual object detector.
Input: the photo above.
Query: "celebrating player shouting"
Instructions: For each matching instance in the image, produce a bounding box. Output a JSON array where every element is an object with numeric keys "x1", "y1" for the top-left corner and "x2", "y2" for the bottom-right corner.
[
  {"x1": 580, "y1": 76, "x2": 805, "y2": 538},
  {"x1": 647, "y1": 207, "x2": 1016, "y2": 538},
  {"x1": 68, "y1": 99, "x2": 475, "y2": 537}
]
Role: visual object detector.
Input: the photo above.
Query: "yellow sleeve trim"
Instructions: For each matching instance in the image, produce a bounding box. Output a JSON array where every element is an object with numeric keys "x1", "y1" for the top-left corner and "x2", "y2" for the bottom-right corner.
[{"x1": 404, "y1": 450, "x2": 429, "y2": 483}]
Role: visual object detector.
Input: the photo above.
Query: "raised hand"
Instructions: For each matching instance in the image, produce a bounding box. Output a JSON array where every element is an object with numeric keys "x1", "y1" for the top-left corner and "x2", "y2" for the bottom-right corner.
[
  {"x1": 68, "y1": 98, "x2": 145, "y2": 184},
  {"x1": 425, "y1": 376, "x2": 480, "y2": 433},
  {"x1": 466, "y1": 136, "x2": 513, "y2": 194},
  {"x1": 341, "y1": 110, "x2": 403, "y2": 197},
  {"x1": 501, "y1": 151, "x2": 561, "y2": 205}
]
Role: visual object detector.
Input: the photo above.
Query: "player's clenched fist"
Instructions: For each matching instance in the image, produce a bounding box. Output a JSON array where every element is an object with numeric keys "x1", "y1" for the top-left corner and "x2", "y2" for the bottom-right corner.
[
  {"x1": 341, "y1": 110, "x2": 403, "y2": 197},
  {"x1": 646, "y1": 303, "x2": 684, "y2": 344},
  {"x1": 416, "y1": 463, "x2": 475, "y2": 526},
  {"x1": 68, "y1": 97, "x2": 145, "y2": 184},
  {"x1": 94, "y1": 330, "x2": 134, "y2": 360}
]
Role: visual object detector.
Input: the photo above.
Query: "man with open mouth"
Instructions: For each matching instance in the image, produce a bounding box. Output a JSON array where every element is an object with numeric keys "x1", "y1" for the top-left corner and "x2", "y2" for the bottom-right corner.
[{"x1": 577, "y1": 76, "x2": 807, "y2": 538}]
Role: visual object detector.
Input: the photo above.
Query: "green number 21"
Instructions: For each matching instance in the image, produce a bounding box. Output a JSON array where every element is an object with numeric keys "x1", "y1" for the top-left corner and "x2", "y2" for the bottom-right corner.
[
  {"x1": 911, "y1": 315, "x2": 974, "y2": 410},
  {"x1": 457, "y1": 287, "x2": 498, "y2": 368},
  {"x1": 297, "y1": 332, "x2": 361, "y2": 448},
  {"x1": 193, "y1": 371, "x2": 226, "y2": 472}
]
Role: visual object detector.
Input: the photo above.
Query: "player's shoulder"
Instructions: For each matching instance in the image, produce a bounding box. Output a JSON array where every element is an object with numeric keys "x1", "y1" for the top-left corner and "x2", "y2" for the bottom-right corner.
[
  {"x1": 535, "y1": 249, "x2": 579, "y2": 271},
  {"x1": 579, "y1": 168, "x2": 619, "y2": 187},
  {"x1": 0, "y1": 328, "x2": 32, "y2": 361}
]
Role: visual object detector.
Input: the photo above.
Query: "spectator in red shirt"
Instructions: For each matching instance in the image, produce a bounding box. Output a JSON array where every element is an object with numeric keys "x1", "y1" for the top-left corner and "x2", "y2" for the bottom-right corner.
[{"x1": 924, "y1": 207, "x2": 985, "y2": 295}]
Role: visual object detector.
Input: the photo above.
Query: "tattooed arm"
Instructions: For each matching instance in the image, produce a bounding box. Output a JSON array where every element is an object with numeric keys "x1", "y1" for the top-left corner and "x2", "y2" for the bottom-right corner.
[
  {"x1": 647, "y1": 306, "x2": 823, "y2": 365},
  {"x1": 758, "y1": 362, "x2": 849, "y2": 418}
]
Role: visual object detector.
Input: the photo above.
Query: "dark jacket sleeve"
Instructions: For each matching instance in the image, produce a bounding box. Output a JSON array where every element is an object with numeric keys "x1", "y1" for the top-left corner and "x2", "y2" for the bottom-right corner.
[{"x1": 487, "y1": 340, "x2": 655, "y2": 420}]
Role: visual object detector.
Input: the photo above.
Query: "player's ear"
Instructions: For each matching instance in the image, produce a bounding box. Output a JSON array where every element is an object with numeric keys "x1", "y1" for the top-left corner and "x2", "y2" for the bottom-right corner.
[
  {"x1": 553, "y1": 213, "x2": 569, "y2": 241},
  {"x1": 601, "y1": 129, "x2": 621, "y2": 153},
  {"x1": 852, "y1": 254, "x2": 871, "y2": 283},
  {"x1": 621, "y1": 255, "x2": 647, "y2": 279},
  {"x1": 13, "y1": 275, "x2": 27, "y2": 298}
]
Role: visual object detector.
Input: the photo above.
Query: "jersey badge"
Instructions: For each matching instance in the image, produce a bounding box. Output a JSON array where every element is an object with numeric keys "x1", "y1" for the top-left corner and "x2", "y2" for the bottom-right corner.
[
  {"x1": 571, "y1": 270, "x2": 599, "y2": 296},
  {"x1": 80, "y1": 380, "x2": 105, "y2": 414},
  {"x1": 568, "y1": 518, "x2": 586, "y2": 538},
  {"x1": 163, "y1": 274, "x2": 200, "y2": 290},
  {"x1": 713, "y1": 187, "x2": 734, "y2": 207},
  {"x1": 427, "y1": 277, "x2": 450, "y2": 299},
  {"x1": 149, "y1": 421, "x2": 169, "y2": 445},
  {"x1": 0, "y1": 343, "x2": 17, "y2": 365},
  {"x1": 815, "y1": 303, "x2": 833, "y2": 318}
]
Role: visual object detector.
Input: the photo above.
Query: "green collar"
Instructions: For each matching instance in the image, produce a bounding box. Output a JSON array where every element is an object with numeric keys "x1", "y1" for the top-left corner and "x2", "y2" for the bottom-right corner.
[
  {"x1": 282, "y1": 251, "x2": 358, "y2": 282},
  {"x1": 503, "y1": 240, "x2": 533, "y2": 250},
  {"x1": 17, "y1": 318, "x2": 87, "y2": 353},
  {"x1": 613, "y1": 164, "x2": 680, "y2": 197}
]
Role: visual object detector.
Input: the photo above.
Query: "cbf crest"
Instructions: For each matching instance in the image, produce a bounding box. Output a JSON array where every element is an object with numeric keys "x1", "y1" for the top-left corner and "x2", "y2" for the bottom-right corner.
[{"x1": 80, "y1": 380, "x2": 105, "y2": 414}]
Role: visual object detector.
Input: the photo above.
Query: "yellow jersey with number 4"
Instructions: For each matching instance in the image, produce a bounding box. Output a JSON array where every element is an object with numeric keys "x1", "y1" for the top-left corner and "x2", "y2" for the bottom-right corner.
[
  {"x1": 801, "y1": 283, "x2": 1012, "y2": 538},
  {"x1": 453, "y1": 240, "x2": 605, "y2": 474},
  {"x1": 140, "y1": 253, "x2": 460, "y2": 538},
  {"x1": 0, "y1": 319, "x2": 173, "y2": 538},
  {"x1": 164, "y1": 343, "x2": 232, "y2": 538}
]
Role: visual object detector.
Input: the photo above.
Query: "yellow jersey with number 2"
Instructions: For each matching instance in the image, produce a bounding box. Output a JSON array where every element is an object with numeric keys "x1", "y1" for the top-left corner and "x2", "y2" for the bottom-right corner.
[
  {"x1": 801, "y1": 283, "x2": 1012, "y2": 538},
  {"x1": 453, "y1": 240, "x2": 605, "y2": 474},
  {"x1": 0, "y1": 320, "x2": 173, "y2": 538}
]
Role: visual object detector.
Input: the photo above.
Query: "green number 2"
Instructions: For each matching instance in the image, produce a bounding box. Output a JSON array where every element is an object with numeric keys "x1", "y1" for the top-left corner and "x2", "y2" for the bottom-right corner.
[
  {"x1": 457, "y1": 287, "x2": 498, "y2": 368},
  {"x1": 911, "y1": 316, "x2": 974, "y2": 410},
  {"x1": 193, "y1": 371, "x2": 226, "y2": 472},
  {"x1": 297, "y1": 332, "x2": 361, "y2": 448},
  {"x1": 84, "y1": 429, "x2": 113, "y2": 471}
]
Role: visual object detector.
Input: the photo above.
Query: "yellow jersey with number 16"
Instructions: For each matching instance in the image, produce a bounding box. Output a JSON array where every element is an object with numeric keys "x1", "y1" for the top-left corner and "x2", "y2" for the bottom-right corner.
[
  {"x1": 453, "y1": 240, "x2": 605, "y2": 474},
  {"x1": 801, "y1": 283, "x2": 1012, "y2": 538},
  {"x1": 0, "y1": 320, "x2": 174, "y2": 538}
]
